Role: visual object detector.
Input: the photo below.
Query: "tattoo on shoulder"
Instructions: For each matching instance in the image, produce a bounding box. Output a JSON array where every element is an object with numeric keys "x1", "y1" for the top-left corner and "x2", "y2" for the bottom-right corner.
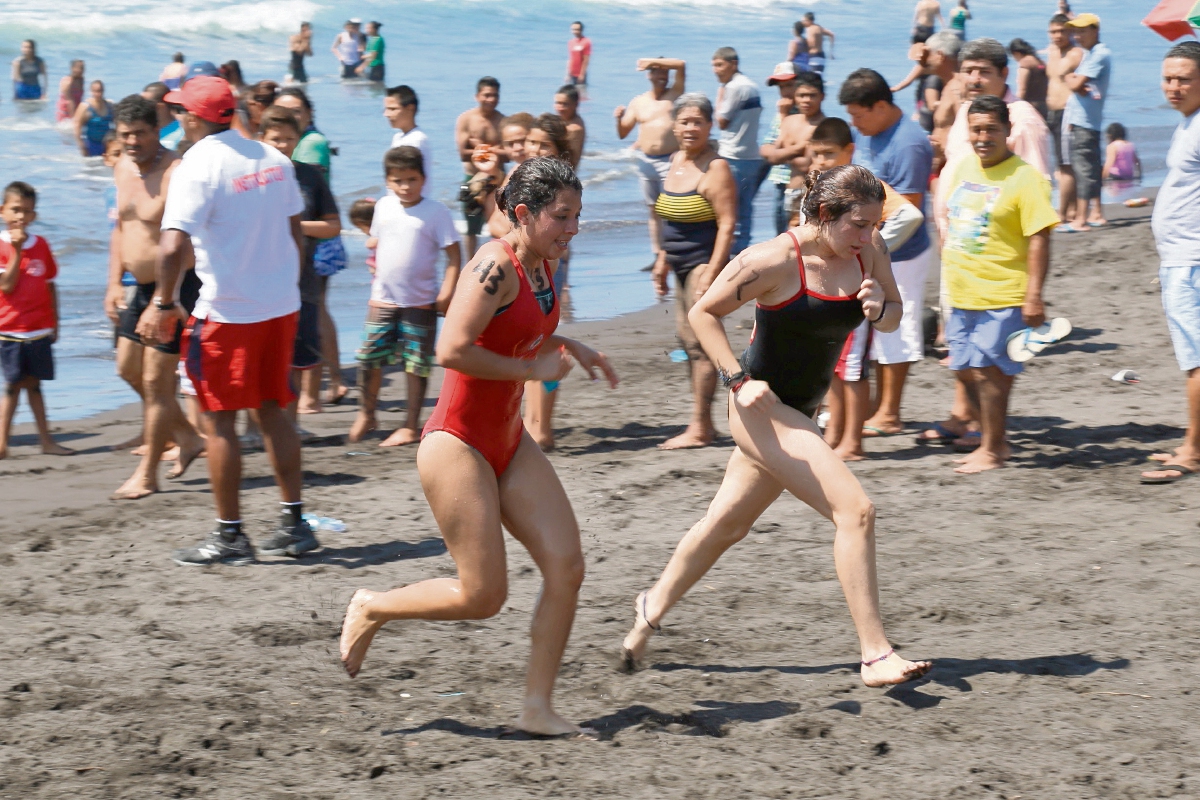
[
  {"x1": 473, "y1": 259, "x2": 505, "y2": 295},
  {"x1": 735, "y1": 269, "x2": 762, "y2": 301}
]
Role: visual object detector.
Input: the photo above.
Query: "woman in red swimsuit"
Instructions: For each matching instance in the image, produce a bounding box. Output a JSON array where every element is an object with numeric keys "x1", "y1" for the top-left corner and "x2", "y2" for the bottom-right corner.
[{"x1": 339, "y1": 158, "x2": 619, "y2": 738}]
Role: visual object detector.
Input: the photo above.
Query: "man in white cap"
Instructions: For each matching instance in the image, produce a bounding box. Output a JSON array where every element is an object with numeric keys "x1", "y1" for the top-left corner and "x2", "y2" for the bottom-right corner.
[
  {"x1": 140, "y1": 75, "x2": 318, "y2": 565},
  {"x1": 332, "y1": 20, "x2": 364, "y2": 79},
  {"x1": 1061, "y1": 12, "x2": 1111, "y2": 230},
  {"x1": 759, "y1": 64, "x2": 825, "y2": 234}
]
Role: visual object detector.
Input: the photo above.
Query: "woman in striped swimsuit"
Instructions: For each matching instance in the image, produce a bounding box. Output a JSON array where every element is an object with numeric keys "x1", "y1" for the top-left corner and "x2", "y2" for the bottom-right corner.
[{"x1": 651, "y1": 93, "x2": 737, "y2": 450}]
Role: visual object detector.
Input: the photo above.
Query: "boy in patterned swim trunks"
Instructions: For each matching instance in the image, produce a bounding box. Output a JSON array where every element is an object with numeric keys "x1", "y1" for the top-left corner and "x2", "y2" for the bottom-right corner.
[{"x1": 349, "y1": 146, "x2": 461, "y2": 447}]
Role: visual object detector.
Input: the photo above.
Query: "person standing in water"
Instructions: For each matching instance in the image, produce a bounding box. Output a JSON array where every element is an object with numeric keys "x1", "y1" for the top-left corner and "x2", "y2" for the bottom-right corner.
[
  {"x1": 332, "y1": 19, "x2": 365, "y2": 80},
  {"x1": 357, "y1": 22, "x2": 385, "y2": 83},
  {"x1": 288, "y1": 23, "x2": 313, "y2": 85},
  {"x1": 615, "y1": 57, "x2": 686, "y2": 265},
  {"x1": 339, "y1": 157, "x2": 619, "y2": 739},
  {"x1": 948, "y1": 0, "x2": 971, "y2": 41},
  {"x1": 619, "y1": 165, "x2": 929, "y2": 687},
  {"x1": 12, "y1": 40, "x2": 47, "y2": 101},
  {"x1": 801, "y1": 12, "x2": 835, "y2": 74},
  {"x1": 56, "y1": 60, "x2": 85, "y2": 123},
  {"x1": 73, "y1": 80, "x2": 114, "y2": 157},
  {"x1": 160, "y1": 53, "x2": 187, "y2": 91},
  {"x1": 565, "y1": 21, "x2": 591, "y2": 86}
]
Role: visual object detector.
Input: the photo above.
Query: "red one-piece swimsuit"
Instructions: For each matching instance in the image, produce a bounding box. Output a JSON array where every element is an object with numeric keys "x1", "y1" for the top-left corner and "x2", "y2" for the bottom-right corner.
[{"x1": 422, "y1": 240, "x2": 560, "y2": 476}]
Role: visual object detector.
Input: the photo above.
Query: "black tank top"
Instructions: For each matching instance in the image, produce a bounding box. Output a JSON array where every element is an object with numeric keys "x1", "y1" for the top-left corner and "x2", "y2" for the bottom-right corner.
[{"x1": 739, "y1": 230, "x2": 866, "y2": 418}]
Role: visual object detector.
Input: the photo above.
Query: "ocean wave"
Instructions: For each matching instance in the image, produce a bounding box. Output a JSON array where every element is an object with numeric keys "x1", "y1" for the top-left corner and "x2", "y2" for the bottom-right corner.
[
  {"x1": 0, "y1": 0, "x2": 319, "y2": 35},
  {"x1": 0, "y1": 118, "x2": 60, "y2": 132},
  {"x1": 580, "y1": 167, "x2": 633, "y2": 187}
]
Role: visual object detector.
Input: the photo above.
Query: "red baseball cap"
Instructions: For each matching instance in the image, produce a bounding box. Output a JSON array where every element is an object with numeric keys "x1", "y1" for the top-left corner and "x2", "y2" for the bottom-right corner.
[{"x1": 163, "y1": 76, "x2": 236, "y2": 125}]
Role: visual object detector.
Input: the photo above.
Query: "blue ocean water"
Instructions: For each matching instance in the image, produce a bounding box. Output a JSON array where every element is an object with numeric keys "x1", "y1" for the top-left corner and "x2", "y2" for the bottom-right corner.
[{"x1": 0, "y1": 0, "x2": 1185, "y2": 422}]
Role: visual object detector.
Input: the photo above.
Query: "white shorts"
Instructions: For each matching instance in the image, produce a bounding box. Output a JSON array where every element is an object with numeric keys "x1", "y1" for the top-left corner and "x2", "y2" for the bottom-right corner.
[
  {"x1": 634, "y1": 150, "x2": 672, "y2": 208},
  {"x1": 835, "y1": 318, "x2": 872, "y2": 382},
  {"x1": 177, "y1": 357, "x2": 196, "y2": 397},
  {"x1": 871, "y1": 246, "x2": 934, "y2": 364}
]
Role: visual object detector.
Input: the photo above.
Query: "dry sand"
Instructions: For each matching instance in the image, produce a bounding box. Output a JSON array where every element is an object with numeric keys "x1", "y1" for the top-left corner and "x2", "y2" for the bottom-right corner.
[{"x1": 1, "y1": 205, "x2": 1198, "y2": 799}]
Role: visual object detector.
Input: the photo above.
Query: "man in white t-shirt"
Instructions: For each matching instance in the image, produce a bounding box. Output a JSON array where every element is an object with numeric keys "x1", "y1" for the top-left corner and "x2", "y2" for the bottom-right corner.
[
  {"x1": 384, "y1": 84, "x2": 432, "y2": 192},
  {"x1": 350, "y1": 145, "x2": 461, "y2": 448},
  {"x1": 141, "y1": 76, "x2": 317, "y2": 566},
  {"x1": 1144, "y1": 42, "x2": 1200, "y2": 485},
  {"x1": 712, "y1": 46, "x2": 763, "y2": 254}
]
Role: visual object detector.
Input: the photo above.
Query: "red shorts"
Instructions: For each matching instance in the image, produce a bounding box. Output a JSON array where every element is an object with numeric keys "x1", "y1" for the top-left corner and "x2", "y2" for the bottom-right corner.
[{"x1": 183, "y1": 313, "x2": 298, "y2": 412}]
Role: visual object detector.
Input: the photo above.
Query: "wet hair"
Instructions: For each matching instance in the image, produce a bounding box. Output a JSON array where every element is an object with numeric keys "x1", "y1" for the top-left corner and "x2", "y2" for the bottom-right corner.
[
  {"x1": 114, "y1": 94, "x2": 159, "y2": 129},
  {"x1": 793, "y1": 21, "x2": 806, "y2": 36},
  {"x1": 529, "y1": 113, "x2": 571, "y2": 158},
  {"x1": 927, "y1": 31, "x2": 963, "y2": 59},
  {"x1": 572, "y1": 20, "x2": 583, "y2": 29},
  {"x1": 795, "y1": 71, "x2": 825, "y2": 95},
  {"x1": 556, "y1": 85, "x2": 580, "y2": 105},
  {"x1": 1008, "y1": 38, "x2": 1038, "y2": 58},
  {"x1": 384, "y1": 145, "x2": 425, "y2": 178},
  {"x1": 220, "y1": 60, "x2": 244, "y2": 86},
  {"x1": 386, "y1": 84, "x2": 418, "y2": 110},
  {"x1": 91, "y1": 80, "x2": 105, "y2": 92},
  {"x1": 142, "y1": 81, "x2": 170, "y2": 103},
  {"x1": 810, "y1": 117, "x2": 854, "y2": 149},
  {"x1": 672, "y1": 92, "x2": 714, "y2": 123},
  {"x1": 967, "y1": 94, "x2": 1010, "y2": 128},
  {"x1": 713, "y1": 46, "x2": 738, "y2": 64},
  {"x1": 70, "y1": 58, "x2": 84, "y2": 71},
  {"x1": 959, "y1": 38, "x2": 1008, "y2": 72},
  {"x1": 248, "y1": 81, "x2": 279, "y2": 108},
  {"x1": 837, "y1": 68, "x2": 892, "y2": 108},
  {"x1": 277, "y1": 86, "x2": 314, "y2": 118},
  {"x1": 1049, "y1": 13, "x2": 1071, "y2": 25},
  {"x1": 173, "y1": 52, "x2": 184, "y2": 63},
  {"x1": 300, "y1": 21, "x2": 311, "y2": 29},
  {"x1": 3, "y1": 181, "x2": 37, "y2": 206},
  {"x1": 259, "y1": 105, "x2": 301, "y2": 136},
  {"x1": 497, "y1": 156, "x2": 582, "y2": 225},
  {"x1": 502, "y1": 112, "x2": 536, "y2": 132},
  {"x1": 801, "y1": 165, "x2": 884, "y2": 224},
  {"x1": 803, "y1": 11, "x2": 815, "y2": 21},
  {"x1": 1166, "y1": 41, "x2": 1200, "y2": 73},
  {"x1": 1106, "y1": 122, "x2": 1127, "y2": 141},
  {"x1": 348, "y1": 197, "x2": 375, "y2": 228},
  {"x1": 477, "y1": 76, "x2": 500, "y2": 94},
  {"x1": 22, "y1": 40, "x2": 36, "y2": 53}
]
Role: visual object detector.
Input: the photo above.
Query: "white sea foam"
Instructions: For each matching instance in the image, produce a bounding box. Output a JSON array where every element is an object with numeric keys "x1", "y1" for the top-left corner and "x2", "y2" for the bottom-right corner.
[{"x1": 0, "y1": 0, "x2": 319, "y2": 36}]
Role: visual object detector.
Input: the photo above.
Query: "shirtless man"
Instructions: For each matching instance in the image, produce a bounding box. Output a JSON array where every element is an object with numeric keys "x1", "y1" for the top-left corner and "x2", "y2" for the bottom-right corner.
[
  {"x1": 930, "y1": 34, "x2": 966, "y2": 176},
  {"x1": 1046, "y1": 13, "x2": 1083, "y2": 221},
  {"x1": 454, "y1": 76, "x2": 503, "y2": 257},
  {"x1": 554, "y1": 85, "x2": 587, "y2": 168},
  {"x1": 288, "y1": 22, "x2": 313, "y2": 84},
  {"x1": 801, "y1": 12, "x2": 835, "y2": 74},
  {"x1": 105, "y1": 95, "x2": 204, "y2": 500},
  {"x1": 764, "y1": 70, "x2": 826, "y2": 226},
  {"x1": 614, "y1": 57, "x2": 686, "y2": 262},
  {"x1": 912, "y1": 0, "x2": 944, "y2": 38}
]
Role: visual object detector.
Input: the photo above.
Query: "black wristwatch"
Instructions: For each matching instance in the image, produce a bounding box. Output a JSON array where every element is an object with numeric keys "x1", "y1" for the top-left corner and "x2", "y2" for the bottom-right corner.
[
  {"x1": 718, "y1": 367, "x2": 750, "y2": 392},
  {"x1": 868, "y1": 300, "x2": 891, "y2": 324},
  {"x1": 154, "y1": 298, "x2": 177, "y2": 311}
]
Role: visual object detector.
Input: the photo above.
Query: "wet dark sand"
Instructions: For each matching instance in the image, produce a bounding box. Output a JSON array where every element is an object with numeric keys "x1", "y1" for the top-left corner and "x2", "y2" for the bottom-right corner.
[{"x1": 1, "y1": 205, "x2": 1197, "y2": 798}]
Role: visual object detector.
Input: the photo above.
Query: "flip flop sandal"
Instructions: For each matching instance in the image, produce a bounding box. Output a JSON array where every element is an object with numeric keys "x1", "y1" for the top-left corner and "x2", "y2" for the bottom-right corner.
[
  {"x1": 1140, "y1": 463, "x2": 1197, "y2": 485},
  {"x1": 951, "y1": 431, "x2": 983, "y2": 453},
  {"x1": 498, "y1": 726, "x2": 601, "y2": 741},
  {"x1": 1007, "y1": 318, "x2": 1073, "y2": 363},
  {"x1": 620, "y1": 591, "x2": 660, "y2": 673},
  {"x1": 916, "y1": 421, "x2": 965, "y2": 445},
  {"x1": 862, "y1": 425, "x2": 905, "y2": 438}
]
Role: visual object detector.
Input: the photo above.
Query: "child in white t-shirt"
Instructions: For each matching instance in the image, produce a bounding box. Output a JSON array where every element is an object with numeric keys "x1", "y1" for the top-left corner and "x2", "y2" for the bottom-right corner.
[{"x1": 349, "y1": 146, "x2": 461, "y2": 447}]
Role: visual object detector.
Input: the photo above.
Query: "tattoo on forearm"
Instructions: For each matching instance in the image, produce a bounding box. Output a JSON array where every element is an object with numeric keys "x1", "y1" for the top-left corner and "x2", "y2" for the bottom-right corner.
[
  {"x1": 735, "y1": 269, "x2": 761, "y2": 301},
  {"x1": 473, "y1": 259, "x2": 505, "y2": 295}
]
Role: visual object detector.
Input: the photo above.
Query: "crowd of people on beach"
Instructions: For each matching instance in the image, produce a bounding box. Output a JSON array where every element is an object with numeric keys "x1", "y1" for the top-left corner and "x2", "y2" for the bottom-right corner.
[{"x1": 2, "y1": 2, "x2": 1199, "y2": 739}]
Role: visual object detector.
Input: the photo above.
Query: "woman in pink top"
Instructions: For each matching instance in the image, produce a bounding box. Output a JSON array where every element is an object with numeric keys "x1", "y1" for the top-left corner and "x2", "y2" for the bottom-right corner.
[{"x1": 1103, "y1": 122, "x2": 1141, "y2": 181}]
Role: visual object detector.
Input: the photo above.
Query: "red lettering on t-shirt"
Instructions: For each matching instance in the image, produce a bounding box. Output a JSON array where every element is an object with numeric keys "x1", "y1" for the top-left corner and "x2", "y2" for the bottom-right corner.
[{"x1": 231, "y1": 165, "x2": 287, "y2": 194}]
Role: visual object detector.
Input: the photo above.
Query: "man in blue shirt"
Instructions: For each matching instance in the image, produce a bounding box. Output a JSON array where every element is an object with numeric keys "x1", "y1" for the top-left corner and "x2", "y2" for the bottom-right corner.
[
  {"x1": 1062, "y1": 13, "x2": 1111, "y2": 230},
  {"x1": 839, "y1": 68, "x2": 934, "y2": 437}
]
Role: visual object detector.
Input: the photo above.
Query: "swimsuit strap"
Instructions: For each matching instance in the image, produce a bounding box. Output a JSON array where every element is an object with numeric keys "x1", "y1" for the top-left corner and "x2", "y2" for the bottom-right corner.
[
  {"x1": 856, "y1": 252, "x2": 866, "y2": 278},
  {"x1": 786, "y1": 229, "x2": 808, "y2": 294}
]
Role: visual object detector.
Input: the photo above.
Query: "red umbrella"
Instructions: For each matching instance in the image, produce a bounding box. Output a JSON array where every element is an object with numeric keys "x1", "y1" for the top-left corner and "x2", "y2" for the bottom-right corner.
[{"x1": 1143, "y1": 0, "x2": 1198, "y2": 41}]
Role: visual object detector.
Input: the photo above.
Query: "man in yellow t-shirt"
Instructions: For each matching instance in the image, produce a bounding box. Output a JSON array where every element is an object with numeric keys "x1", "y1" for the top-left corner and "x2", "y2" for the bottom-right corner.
[{"x1": 938, "y1": 95, "x2": 1059, "y2": 474}]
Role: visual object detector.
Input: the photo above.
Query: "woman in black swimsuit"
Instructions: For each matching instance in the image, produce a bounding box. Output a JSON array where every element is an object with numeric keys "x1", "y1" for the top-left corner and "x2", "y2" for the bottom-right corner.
[{"x1": 620, "y1": 165, "x2": 931, "y2": 687}]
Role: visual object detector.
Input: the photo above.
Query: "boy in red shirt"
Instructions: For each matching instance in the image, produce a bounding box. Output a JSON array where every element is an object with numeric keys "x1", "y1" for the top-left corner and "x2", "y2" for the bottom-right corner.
[{"x1": 0, "y1": 182, "x2": 73, "y2": 459}]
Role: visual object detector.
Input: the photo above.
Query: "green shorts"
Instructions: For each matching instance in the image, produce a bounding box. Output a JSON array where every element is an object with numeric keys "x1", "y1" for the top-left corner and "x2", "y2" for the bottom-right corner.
[{"x1": 355, "y1": 305, "x2": 437, "y2": 377}]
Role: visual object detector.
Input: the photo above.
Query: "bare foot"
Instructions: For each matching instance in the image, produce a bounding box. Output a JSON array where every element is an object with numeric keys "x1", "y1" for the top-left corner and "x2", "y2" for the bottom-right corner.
[
  {"x1": 42, "y1": 442, "x2": 75, "y2": 456},
  {"x1": 323, "y1": 385, "x2": 349, "y2": 405},
  {"x1": 378, "y1": 427, "x2": 420, "y2": 447},
  {"x1": 296, "y1": 399, "x2": 322, "y2": 415},
  {"x1": 619, "y1": 591, "x2": 659, "y2": 672},
  {"x1": 512, "y1": 706, "x2": 590, "y2": 738},
  {"x1": 532, "y1": 433, "x2": 555, "y2": 452},
  {"x1": 658, "y1": 425, "x2": 715, "y2": 450},
  {"x1": 167, "y1": 437, "x2": 206, "y2": 480},
  {"x1": 340, "y1": 589, "x2": 382, "y2": 678},
  {"x1": 833, "y1": 445, "x2": 866, "y2": 462},
  {"x1": 112, "y1": 473, "x2": 157, "y2": 500},
  {"x1": 111, "y1": 433, "x2": 143, "y2": 452},
  {"x1": 348, "y1": 414, "x2": 377, "y2": 443},
  {"x1": 0, "y1": 445, "x2": 7, "y2": 460},
  {"x1": 129, "y1": 444, "x2": 147, "y2": 457},
  {"x1": 861, "y1": 650, "x2": 932, "y2": 687},
  {"x1": 954, "y1": 448, "x2": 1009, "y2": 474}
]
